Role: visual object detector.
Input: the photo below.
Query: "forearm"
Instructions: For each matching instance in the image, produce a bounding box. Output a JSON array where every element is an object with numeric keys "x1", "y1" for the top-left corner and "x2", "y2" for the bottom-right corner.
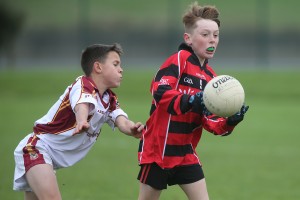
[
  {"x1": 73, "y1": 103, "x2": 91, "y2": 134},
  {"x1": 121, "y1": 121, "x2": 136, "y2": 135},
  {"x1": 202, "y1": 115, "x2": 235, "y2": 136},
  {"x1": 115, "y1": 115, "x2": 143, "y2": 138},
  {"x1": 154, "y1": 86, "x2": 191, "y2": 115},
  {"x1": 74, "y1": 103, "x2": 89, "y2": 123}
]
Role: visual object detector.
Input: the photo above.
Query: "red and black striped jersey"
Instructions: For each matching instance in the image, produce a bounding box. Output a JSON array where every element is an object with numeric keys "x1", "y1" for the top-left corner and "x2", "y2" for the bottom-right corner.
[{"x1": 138, "y1": 43, "x2": 235, "y2": 169}]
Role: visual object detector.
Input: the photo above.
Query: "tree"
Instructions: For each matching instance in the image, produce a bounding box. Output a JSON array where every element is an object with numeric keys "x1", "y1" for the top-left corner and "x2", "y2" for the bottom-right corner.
[{"x1": 0, "y1": 2, "x2": 24, "y2": 69}]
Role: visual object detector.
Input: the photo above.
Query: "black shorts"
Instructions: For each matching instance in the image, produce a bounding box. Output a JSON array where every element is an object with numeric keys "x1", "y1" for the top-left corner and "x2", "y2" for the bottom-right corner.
[{"x1": 137, "y1": 163, "x2": 205, "y2": 190}]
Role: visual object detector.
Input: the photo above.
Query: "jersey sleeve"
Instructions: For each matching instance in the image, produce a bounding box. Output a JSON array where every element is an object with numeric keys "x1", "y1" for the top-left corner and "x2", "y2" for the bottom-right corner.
[
  {"x1": 106, "y1": 108, "x2": 128, "y2": 130},
  {"x1": 69, "y1": 77, "x2": 97, "y2": 115},
  {"x1": 106, "y1": 91, "x2": 128, "y2": 130},
  {"x1": 202, "y1": 115, "x2": 235, "y2": 136},
  {"x1": 151, "y1": 51, "x2": 191, "y2": 115}
]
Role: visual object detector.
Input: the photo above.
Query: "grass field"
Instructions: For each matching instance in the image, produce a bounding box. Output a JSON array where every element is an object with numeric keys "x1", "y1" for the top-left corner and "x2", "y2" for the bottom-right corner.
[{"x1": 0, "y1": 69, "x2": 300, "y2": 199}]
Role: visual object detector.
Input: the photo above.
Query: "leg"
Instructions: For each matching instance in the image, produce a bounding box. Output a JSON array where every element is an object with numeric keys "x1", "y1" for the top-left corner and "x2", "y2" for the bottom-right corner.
[
  {"x1": 179, "y1": 179, "x2": 209, "y2": 200},
  {"x1": 25, "y1": 191, "x2": 38, "y2": 200},
  {"x1": 138, "y1": 182, "x2": 162, "y2": 200},
  {"x1": 25, "y1": 164, "x2": 62, "y2": 200}
]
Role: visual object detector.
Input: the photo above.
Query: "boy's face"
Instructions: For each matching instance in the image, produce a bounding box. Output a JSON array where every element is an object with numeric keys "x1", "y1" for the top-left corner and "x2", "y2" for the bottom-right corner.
[
  {"x1": 184, "y1": 19, "x2": 219, "y2": 63},
  {"x1": 101, "y1": 51, "x2": 123, "y2": 88}
]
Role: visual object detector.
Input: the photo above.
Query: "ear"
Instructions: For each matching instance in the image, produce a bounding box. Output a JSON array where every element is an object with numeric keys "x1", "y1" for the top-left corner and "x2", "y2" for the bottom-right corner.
[
  {"x1": 94, "y1": 61, "x2": 102, "y2": 73},
  {"x1": 183, "y1": 33, "x2": 192, "y2": 46}
]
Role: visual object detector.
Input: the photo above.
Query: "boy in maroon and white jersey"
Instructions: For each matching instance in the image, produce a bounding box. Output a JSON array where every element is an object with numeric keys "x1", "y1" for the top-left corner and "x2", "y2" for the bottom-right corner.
[
  {"x1": 137, "y1": 2, "x2": 249, "y2": 200},
  {"x1": 13, "y1": 43, "x2": 144, "y2": 200}
]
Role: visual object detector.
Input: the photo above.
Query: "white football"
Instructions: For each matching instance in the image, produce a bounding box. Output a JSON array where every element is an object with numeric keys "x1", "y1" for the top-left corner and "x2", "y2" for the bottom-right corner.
[{"x1": 203, "y1": 75, "x2": 245, "y2": 117}]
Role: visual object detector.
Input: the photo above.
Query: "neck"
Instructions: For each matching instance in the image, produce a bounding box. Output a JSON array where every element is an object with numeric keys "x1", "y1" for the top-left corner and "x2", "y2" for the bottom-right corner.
[
  {"x1": 197, "y1": 56, "x2": 205, "y2": 66},
  {"x1": 89, "y1": 74, "x2": 107, "y2": 96}
]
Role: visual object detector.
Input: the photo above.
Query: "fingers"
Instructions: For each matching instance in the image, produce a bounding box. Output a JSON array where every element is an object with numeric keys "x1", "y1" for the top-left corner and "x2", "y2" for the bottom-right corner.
[
  {"x1": 195, "y1": 91, "x2": 203, "y2": 98},
  {"x1": 241, "y1": 105, "x2": 249, "y2": 114},
  {"x1": 134, "y1": 122, "x2": 144, "y2": 132},
  {"x1": 133, "y1": 132, "x2": 142, "y2": 139},
  {"x1": 203, "y1": 106, "x2": 212, "y2": 116},
  {"x1": 131, "y1": 122, "x2": 144, "y2": 138},
  {"x1": 73, "y1": 122, "x2": 90, "y2": 135}
]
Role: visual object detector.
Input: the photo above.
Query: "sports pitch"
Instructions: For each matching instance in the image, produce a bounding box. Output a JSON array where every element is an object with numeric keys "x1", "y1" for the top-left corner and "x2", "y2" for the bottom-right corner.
[{"x1": 0, "y1": 69, "x2": 299, "y2": 199}]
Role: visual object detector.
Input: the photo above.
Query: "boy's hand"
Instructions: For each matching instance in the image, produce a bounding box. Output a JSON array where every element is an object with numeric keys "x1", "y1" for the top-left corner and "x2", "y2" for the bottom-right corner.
[
  {"x1": 131, "y1": 122, "x2": 144, "y2": 139},
  {"x1": 73, "y1": 121, "x2": 90, "y2": 135},
  {"x1": 189, "y1": 91, "x2": 205, "y2": 114},
  {"x1": 227, "y1": 105, "x2": 249, "y2": 126}
]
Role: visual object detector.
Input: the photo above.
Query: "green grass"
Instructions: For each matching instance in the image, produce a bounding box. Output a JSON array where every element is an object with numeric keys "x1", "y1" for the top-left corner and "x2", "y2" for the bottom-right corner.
[{"x1": 1, "y1": 69, "x2": 300, "y2": 199}]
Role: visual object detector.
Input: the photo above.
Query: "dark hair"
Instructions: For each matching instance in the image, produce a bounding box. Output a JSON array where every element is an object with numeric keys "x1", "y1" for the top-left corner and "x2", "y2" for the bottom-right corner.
[
  {"x1": 183, "y1": 1, "x2": 220, "y2": 33},
  {"x1": 80, "y1": 43, "x2": 123, "y2": 76}
]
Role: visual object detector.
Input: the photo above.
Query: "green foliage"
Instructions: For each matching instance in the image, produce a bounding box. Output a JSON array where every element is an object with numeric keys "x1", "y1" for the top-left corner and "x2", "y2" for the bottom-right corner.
[
  {"x1": 0, "y1": 2, "x2": 24, "y2": 46},
  {"x1": 1, "y1": 69, "x2": 300, "y2": 199},
  {"x1": 9, "y1": 0, "x2": 299, "y2": 31}
]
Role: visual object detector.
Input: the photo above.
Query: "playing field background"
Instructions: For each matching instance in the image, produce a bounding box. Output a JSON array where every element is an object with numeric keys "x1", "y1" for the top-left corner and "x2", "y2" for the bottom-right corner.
[
  {"x1": 0, "y1": 69, "x2": 299, "y2": 199},
  {"x1": 1, "y1": 0, "x2": 299, "y2": 199}
]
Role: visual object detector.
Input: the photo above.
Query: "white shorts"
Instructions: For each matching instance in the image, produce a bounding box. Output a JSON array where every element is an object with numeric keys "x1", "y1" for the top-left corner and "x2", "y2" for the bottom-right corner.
[{"x1": 13, "y1": 134, "x2": 54, "y2": 191}]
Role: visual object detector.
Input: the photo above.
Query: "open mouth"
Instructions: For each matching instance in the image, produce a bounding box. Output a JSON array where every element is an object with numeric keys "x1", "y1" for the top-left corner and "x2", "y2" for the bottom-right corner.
[{"x1": 206, "y1": 47, "x2": 215, "y2": 52}]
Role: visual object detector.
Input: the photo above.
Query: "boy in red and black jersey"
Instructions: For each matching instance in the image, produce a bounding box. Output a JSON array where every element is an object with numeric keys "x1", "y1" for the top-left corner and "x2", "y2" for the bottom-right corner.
[{"x1": 137, "y1": 2, "x2": 249, "y2": 200}]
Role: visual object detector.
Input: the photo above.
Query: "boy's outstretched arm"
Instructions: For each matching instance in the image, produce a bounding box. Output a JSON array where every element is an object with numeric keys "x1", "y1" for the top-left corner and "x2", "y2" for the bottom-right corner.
[
  {"x1": 73, "y1": 103, "x2": 90, "y2": 134},
  {"x1": 115, "y1": 115, "x2": 144, "y2": 138}
]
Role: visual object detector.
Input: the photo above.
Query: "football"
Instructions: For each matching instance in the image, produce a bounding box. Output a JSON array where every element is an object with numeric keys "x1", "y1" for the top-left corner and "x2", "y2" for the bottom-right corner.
[{"x1": 203, "y1": 75, "x2": 245, "y2": 117}]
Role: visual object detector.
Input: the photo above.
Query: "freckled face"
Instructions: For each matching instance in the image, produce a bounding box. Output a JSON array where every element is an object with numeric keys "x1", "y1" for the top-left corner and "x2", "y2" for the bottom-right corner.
[
  {"x1": 184, "y1": 19, "x2": 219, "y2": 63},
  {"x1": 101, "y1": 51, "x2": 123, "y2": 88}
]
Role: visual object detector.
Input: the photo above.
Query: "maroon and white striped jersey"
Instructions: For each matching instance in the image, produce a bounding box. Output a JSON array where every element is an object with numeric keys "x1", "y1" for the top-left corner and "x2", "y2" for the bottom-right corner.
[{"x1": 29, "y1": 75, "x2": 127, "y2": 167}]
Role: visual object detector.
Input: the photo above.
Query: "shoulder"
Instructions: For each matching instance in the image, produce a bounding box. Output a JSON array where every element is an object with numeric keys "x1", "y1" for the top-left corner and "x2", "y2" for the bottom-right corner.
[
  {"x1": 161, "y1": 50, "x2": 191, "y2": 70},
  {"x1": 159, "y1": 43, "x2": 192, "y2": 66},
  {"x1": 177, "y1": 43, "x2": 193, "y2": 61},
  {"x1": 75, "y1": 76, "x2": 97, "y2": 94}
]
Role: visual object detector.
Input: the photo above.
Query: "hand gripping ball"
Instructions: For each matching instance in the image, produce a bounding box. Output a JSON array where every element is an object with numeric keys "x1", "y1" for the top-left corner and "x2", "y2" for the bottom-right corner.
[{"x1": 203, "y1": 75, "x2": 245, "y2": 117}]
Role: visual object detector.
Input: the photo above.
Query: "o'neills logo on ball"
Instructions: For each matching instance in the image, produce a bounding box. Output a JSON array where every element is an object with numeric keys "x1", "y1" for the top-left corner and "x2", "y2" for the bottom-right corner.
[{"x1": 212, "y1": 76, "x2": 234, "y2": 88}]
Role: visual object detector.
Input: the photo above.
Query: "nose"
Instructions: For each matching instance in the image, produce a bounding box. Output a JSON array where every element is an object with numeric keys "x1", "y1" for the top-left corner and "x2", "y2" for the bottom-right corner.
[
  {"x1": 119, "y1": 66, "x2": 123, "y2": 73},
  {"x1": 209, "y1": 36, "x2": 216, "y2": 43},
  {"x1": 210, "y1": 34, "x2": 218, "y2": 44}
]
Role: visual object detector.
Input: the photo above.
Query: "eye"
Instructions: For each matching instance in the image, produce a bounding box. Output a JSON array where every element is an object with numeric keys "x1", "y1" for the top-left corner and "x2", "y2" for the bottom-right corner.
[{"x1": 113, "y1": 61, "x2": 120, "y2": 67}]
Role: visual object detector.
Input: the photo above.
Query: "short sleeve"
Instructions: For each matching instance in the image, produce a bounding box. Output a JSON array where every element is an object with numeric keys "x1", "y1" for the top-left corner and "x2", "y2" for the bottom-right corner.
[
  {"x1": 69, "y1": 79, "x2": 97, "y2": 115},
  {"x1": 106, "y1": 108, "x2": 128, "y2": 130}
]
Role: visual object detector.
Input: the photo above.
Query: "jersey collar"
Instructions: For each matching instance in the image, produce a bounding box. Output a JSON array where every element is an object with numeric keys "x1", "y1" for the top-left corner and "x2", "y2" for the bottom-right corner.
[{"x1": 178, "y1": 42, "x2": 208, "y2": 70}]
